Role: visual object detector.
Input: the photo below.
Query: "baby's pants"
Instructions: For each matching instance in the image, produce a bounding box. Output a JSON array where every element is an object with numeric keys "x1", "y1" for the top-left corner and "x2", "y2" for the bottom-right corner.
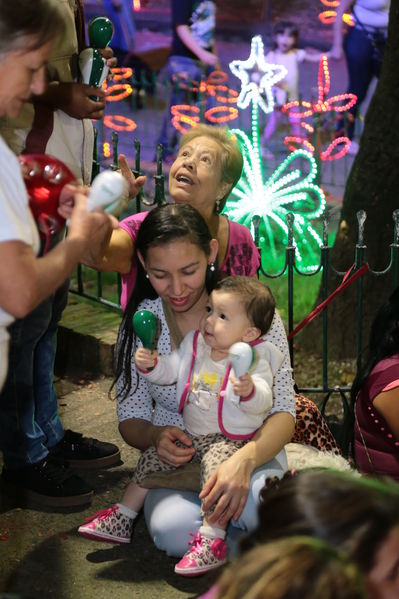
[{"x1": 133, "y1": 432, "x2": 245, "y2": 515}]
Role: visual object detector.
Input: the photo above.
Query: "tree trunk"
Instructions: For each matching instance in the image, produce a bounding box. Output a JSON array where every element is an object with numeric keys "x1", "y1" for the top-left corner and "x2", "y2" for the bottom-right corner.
[{"x1": 300, "y1": 0, "x2": 399, "y2": 358}]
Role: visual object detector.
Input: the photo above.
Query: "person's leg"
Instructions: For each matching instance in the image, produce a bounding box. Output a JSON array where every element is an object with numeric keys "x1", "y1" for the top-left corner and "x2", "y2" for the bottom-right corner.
[
  {"x1": 0, "y1": 295, "x2": 54, "y2": 468},
  {"x1": 144, "y1": 488, "x2": 202, "y2": 557},
  {"x1": 338, "y1": 27, "x2": 375, "y2": 140},
  {"x1": 0, "y1": 292, "x2": 93, "y2": 508},
  {"x1": 174, "y1": 437, "x2": 245, "y2": 575},
  {"x1": 143, "y1": 448, "x2": 288, "y2": 558},
  {"x1": 34, "y1": 279, "x2": 69, "y2": 450}
]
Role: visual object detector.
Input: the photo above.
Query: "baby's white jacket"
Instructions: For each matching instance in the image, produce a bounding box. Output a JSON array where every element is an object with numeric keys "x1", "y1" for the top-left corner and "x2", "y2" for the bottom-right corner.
[{"x1": 140, "y1": 329, "x2": 284, "y2": 440}]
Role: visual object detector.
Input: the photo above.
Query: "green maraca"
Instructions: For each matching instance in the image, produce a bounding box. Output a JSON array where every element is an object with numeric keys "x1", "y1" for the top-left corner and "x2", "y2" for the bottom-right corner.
[
  {"x1": 132, "y1": 309, "x2": 158, "y2": 350},
  {"x1": 79, "y1": 17, "x2": 114, "y2": 92},
  {"x1": 88, "y1": 16, "x2": 114, "y2": 49}
]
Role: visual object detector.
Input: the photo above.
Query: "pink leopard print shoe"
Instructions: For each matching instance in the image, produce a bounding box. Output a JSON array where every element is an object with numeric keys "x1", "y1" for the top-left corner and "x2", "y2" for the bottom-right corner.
[
  {"x1": 174, "y1": 531, "x2": 227, "y2": 576},
  {"x1": 78, "y1": 504, "x2": 133, "y2": 544}
]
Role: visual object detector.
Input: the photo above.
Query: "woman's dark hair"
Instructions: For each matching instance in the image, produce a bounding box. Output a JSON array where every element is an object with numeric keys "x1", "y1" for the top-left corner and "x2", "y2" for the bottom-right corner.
[
  {"x1": 272, "y1": 21, "x2": 299, "y2": 49},
  {"x1": 113, "y1": 204, "x2": 219, "y2": 400},
  {"x1": 0, "y1": 0, "x2": 65, "y2": 54},
  {"x1": 351, "y1": 286, "x2": 399, "y2": 404},
  {"x1": 244, "y1": 469, "x2": 399, "y2": 573},
  {"x1": 214, "y1": 276, "x2": 275, "y2": 336}
]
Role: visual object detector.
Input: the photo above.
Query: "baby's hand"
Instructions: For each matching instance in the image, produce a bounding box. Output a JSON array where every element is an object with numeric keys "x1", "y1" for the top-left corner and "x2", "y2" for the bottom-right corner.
[
  {"x1": 231, "y1": 373, "x2": 254, "y2": 398},
  {"x1": 135, "y1": 348, "x2": 158, "y2": 371}
]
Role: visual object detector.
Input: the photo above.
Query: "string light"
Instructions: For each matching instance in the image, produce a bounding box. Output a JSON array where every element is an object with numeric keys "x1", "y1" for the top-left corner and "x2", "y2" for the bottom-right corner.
[
  {"x1": 205, "y1": 106, "x2": 239, "y2": 123},
  {"x1": 170, "y1": 70, "x2": 239, "y2": 131},
  {"x1": 171, "y1": 105, "x2": 200, "y2": 133},
  {"x1": 223, "y1": 37, "x2": 326, "y2": 272},
  {"x1": 282, "y1": 55, "x2": 357, "y2": 160},
  {"x1": 103, "y1": 115, "x2": 137, "y2": 132},
  {"x1": 104, "y1": 83, "x2": 133, "y2": 102},
  {"x1": 229, "y1": 35, "x2": 287, "y2": 114},
  {"x1": 318, "y1": 0, "x2": 354, "y2": 25},
  {"x1": 103, "y1": 142, "x2": 111, "y2": 158},
  {"x1": 111, "y1": 67, "x2": 133, "y2": 81}
]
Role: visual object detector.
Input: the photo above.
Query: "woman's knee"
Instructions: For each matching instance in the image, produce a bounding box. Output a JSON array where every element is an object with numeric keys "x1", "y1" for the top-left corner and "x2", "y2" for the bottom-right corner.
[{"x1": 144, "y1": 488, "x2": 202, "y2": 557}]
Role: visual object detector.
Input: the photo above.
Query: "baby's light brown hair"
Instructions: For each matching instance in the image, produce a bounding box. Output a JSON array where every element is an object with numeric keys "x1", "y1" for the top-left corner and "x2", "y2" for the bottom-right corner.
[{"x1": 214, "y1": 276, "x2": 275, "y2": 336}]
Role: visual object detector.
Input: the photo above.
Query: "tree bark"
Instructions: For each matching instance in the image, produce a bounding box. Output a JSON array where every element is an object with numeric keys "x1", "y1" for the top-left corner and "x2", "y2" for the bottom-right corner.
[{"x1": 300, "y1": 0, "x2": 399, "y2": 358}]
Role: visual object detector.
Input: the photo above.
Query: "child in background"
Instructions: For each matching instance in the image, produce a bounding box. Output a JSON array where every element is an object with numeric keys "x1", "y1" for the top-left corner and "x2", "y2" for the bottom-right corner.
[
  {"x1": 78, "y1": 276, "x2": 284, "y2": 577},
  {"x1": 261, "y1": 21, "x2": 327, "y2": 159}
]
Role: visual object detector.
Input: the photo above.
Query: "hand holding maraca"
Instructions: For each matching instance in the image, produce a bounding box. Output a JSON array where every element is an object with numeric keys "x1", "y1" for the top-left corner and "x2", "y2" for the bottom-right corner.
[
  {"x1": 79, "y1": 16, "x2": 114, "y2": 98},
  {"x1": 228, "y1": 342, "x2": 255, "y2": 398},
  {"x1": 230, "y1": 373, "x2": 254, "y2": 398},
  {"x1": 135, "y1": 347, "x2": 159, "y2": 372}
]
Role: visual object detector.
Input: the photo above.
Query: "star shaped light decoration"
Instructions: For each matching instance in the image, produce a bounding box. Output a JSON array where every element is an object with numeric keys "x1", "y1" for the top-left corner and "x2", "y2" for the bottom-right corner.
[{"x1": 229, "y1": 35, "x2": 287, "y2": 114}]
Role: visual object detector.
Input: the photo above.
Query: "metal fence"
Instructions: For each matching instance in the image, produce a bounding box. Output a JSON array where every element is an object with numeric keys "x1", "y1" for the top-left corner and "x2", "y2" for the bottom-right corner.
[{"x1": 70, "y1": 206, "x2": 399, "y2": 404}]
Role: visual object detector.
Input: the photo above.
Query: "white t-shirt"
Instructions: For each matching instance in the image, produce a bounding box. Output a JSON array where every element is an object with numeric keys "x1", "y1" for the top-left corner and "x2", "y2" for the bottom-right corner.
[
  {"x1": 266, "y1": 49, "x2": 306, "y2": 103},
  {"x1": 0, "y1": 135, "x2": 40, "y2": 334},
  {"x1": 354, "y1": 0, "x2": 390, "y2": 28}
]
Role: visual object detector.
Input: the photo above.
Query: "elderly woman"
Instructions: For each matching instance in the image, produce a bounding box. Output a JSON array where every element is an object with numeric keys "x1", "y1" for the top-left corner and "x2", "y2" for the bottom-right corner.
[{"x1": 0, "y1": 0, "x2": 115, "y2": 504}]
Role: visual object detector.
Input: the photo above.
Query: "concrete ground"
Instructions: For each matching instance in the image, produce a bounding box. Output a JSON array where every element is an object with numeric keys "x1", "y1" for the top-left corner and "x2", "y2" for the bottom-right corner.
[{"x1": 0, "y1": 376, "x2": 219, "y2": 599}]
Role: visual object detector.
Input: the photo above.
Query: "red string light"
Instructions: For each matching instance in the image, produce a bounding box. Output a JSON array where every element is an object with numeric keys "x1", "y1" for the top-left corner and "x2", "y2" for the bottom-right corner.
[
  {"x1": 205, "y1": 106, "x2": 239, "y2": 123},
  {"x1": 110, "y1": 67, "x2": 133, "y2": 81},
  {"x1": 170, "y1": 70, "x2": 239, "y2": 132},
  {"x1": 103, "y1": 115, "x2": 137, "y2": 132},
  {"x1": 171, "y1": 105, "x2": 200, "y2": 133},
  {"x1": 104, "y1": 83, "x2": 133, "y2": 102},
  {"x1": 281, "y1": 55, "x2": 357, "y2": 161}
]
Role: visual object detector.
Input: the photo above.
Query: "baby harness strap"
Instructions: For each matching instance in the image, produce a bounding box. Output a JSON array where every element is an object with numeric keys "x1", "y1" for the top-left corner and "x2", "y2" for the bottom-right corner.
[{"x1": 178, "y1": 333, "x2": 264, "y2": 440}]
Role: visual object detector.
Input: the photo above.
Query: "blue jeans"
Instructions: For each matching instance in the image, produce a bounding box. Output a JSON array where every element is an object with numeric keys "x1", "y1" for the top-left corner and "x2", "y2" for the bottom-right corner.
[
  {"x1": 157, "y1": 55, "x2": 213, "y2": 157},
  {"x1": 0, "y1": 279, "x2": 69, "y2": 468},
  {"x1": 143, "y1": 449, "x2": 287, "y2": 557},
  {"x1": 337, "y1": 25, "x2": 386, "y2": 139}
]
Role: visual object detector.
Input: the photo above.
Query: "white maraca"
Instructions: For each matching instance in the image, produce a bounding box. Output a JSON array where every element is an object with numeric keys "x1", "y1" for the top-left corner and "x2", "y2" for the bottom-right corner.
[
  {"x1": 228, "y1": 342, "x2": 254, "y2": 378},
  {"x1": 86, "y1": 170, "x2": 129, "y2": 215}
]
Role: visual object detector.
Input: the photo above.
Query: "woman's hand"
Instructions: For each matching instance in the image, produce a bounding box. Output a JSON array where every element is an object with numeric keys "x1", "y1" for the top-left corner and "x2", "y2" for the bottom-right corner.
[
  {"x1": 151, "y1": 425, "x2": 196, "y2": 467},
  {"x1": 199, "y1": 451, "x2": 253, "y2": 526},
  {"x1": 118, "y1": 154, "x2": 146, "y2": 199},
  {"x1": 135, "y1": 348, "x2": 158, "y2": 371}
]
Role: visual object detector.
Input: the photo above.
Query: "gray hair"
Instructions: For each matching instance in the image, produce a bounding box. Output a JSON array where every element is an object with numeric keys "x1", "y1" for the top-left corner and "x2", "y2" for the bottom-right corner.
[{"x1": 0, "y1": 0, "x2": 65, "y2": 55}]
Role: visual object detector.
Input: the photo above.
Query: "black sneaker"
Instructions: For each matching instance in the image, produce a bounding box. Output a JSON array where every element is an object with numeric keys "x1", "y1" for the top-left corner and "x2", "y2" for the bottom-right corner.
[
  {"x1": 49, "y1": 430, "x2": 121, "y2": 469},
  {"x1": 1, "y1": 458, "x2": 93, "y2": 508}
]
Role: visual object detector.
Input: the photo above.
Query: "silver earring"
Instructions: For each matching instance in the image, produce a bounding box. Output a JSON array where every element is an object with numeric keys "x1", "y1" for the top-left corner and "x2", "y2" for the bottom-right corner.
[
  {"x1": 209, "y1": 263, "x2": 215, "y2": 272},
  {"x1": 145, "y1": 272, "x2": 149, "y2": 279},
  {"x1": 215, "y1": 199, "x2": 221, "y2": 213}
]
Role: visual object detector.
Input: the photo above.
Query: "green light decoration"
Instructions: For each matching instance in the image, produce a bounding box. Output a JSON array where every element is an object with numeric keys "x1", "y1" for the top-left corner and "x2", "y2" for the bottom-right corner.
[{"x1": 226, "y1": 36, "x2": 327, "y2": 272}]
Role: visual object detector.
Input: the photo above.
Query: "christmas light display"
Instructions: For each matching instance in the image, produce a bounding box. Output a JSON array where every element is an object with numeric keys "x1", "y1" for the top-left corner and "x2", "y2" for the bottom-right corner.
[
  {"x1": 170, "y1": 70, "x2": 239, "y2": 132},
  {"x1": 224, "y1": 37, "x2": 326, "y2": 272},
  {"x1": 282, "y1": 55, "x2": 357, "y2": 160}
]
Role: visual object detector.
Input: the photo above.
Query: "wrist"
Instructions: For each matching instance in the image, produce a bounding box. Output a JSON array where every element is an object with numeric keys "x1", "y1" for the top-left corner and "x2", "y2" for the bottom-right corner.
[{"x1": 60, "y1": 236, "x2": 86, "y2": 265}]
